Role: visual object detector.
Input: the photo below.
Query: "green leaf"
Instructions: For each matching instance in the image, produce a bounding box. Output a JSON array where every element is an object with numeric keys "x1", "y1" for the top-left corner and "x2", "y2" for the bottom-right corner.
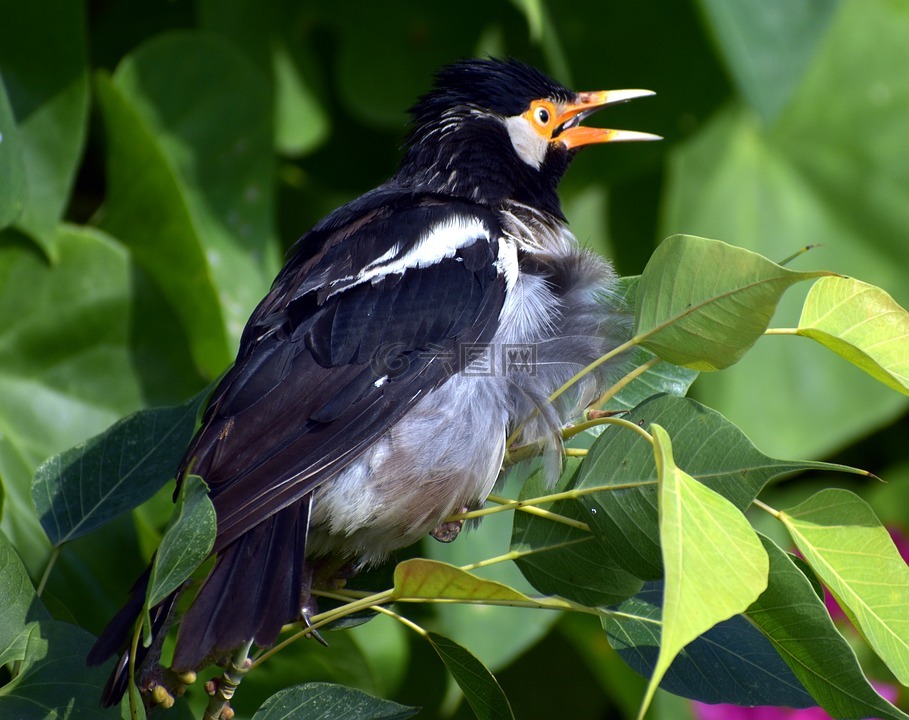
[
  {"x1": 509, "y1": 0, "x2": 544, "y2": 40},
  {"x1": 197, "y1": 1, "x2": 330, "y2": 157},
  {"x1": 392, "y1": 559, "x2": 531, "y2": 603},
  {"x1": 335, "y1": 2, "x2": 492, "y2": 127},
  {"x1": 32, "y1": 388, "x2": 206, "y2": 547},
  {"x1": 0, "y1": 77, "x2": 26, "y2": 230},
  {"x1": 573, "y1": 394, "x2": 860, "y2": 579},
  {"x1": 0, "y1": 620, "x2": 120, "y2": 719},
  {"x1": 251, "y1": 683, "x2": 419, "y2": 720},
  {"x1": 779, "y1": 488, "x2": 909, "y2": 685},
  {"x1": 0, "y1": 225, "x2": 147, "y2": 574},
  {"x1": 746, "y1": 535, "x2": 909, "y2": 720},
  {"x1": 96, "y1": 31, "x2": 279, "y2": 378},
  {"x1": 0, "y1": 529, "x2": 50, "y2": 667},
  {"x1": 796, "y1": 276, "x2": 909, "y2": 395},
  {"x1": 635, "y1": 234, "x2": 828, "y2": 371},
  {"x1": 637, "y1": 424, "x2": 768, "y2": 718},
  {"x1": 426, "y1": 632, "x2": 514, "y2": 720},
  {"x1": 0, "y1": 531, "x2": 115, "y2": 716},
  {"x1": 511, "y1": 460, "x2": 643, "y2": 607},
  {"x1": 0, "y1": 0, "x2": 89, "y2": 255},
  {"x1": 603, "y1": 581, "x2": 814, "y2": 708},
  {"x1": 146, "y1": 475, "x2": 216, "y2": 610},
  {"x1": 696, "y1": 0, "x2": 839, "y2": 123},
  {"x1": 603, "y1": 276, "x2": 698, "y2": 412},
  {"x1": 271, "y1": 40, "x2": 330, "y2": 157},
  {"x1": 663, "y1": 0, "x2": 909, "y2": 458},
  {"x1": 423, "y1": 472, "x2": 559, "y2": 673}
]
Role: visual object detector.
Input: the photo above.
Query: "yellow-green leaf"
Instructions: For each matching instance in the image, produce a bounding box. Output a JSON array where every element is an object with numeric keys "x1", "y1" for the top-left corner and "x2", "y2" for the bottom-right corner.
[
  {"x1": 797, "y1": 276, "x2": 909, "y2": 395},
  {"x1": 392, "y1": 559, "x2": 531, "y2": 604},
  {"x1": 780, "y1": 488, "x2": 909, "y2": 685},
  {"x1": 638, "y1": 424, "x2": 769, "y2": 719}
]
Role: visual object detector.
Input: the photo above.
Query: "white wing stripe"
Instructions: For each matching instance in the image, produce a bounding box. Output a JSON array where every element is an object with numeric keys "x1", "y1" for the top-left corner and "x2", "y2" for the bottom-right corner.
[{"x1": 326, "y1": 215, "x2": 492, "y2": 296}]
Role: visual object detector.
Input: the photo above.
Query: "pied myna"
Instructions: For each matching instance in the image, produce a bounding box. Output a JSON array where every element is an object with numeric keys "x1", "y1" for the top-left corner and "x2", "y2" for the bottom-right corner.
[{"x1": 89, "y1": 57, "x2": 658, "y2": 704}]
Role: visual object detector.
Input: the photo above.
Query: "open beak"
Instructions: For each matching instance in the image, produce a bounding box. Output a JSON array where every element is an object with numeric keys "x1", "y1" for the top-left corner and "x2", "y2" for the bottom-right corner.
[{"x1": 554, "y1": 89, "x2": 661, "y2": 149}]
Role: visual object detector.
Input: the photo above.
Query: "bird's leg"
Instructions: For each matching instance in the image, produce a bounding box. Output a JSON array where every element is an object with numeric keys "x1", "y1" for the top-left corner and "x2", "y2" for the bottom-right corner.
[
  {"x1": 299, "y1": 563, "x2": 329, "y2": 647},
  {"x1": 430, "y1": 506, "x2": 468, "y2": 543}
]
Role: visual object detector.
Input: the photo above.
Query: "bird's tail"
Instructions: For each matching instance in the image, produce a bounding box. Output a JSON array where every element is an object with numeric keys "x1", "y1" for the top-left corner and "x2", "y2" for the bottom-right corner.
[
  {"x1": 170, "y1": 493, "x2": 313, "y2": 672},
  {"x1": 88, "y1": 494, "x2": 314, "y2": 706},
  {"x1": 87, "y1": 564, "x2": 182, "y2": 707}
]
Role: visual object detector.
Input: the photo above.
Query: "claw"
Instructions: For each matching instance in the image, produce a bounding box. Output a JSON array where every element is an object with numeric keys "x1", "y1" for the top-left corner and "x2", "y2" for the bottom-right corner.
[
  {"x1": 430, "y1": 507, "x2": 468, "y2": 543},
  {"x1": 302, "y1": 605, "x2": 329, "y2": 647}
]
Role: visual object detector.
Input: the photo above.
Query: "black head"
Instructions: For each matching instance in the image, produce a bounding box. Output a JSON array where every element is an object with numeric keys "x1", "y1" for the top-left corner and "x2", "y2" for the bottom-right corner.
[{"x1": 393, "y1": 58, "x2": 658, "y2": 218}]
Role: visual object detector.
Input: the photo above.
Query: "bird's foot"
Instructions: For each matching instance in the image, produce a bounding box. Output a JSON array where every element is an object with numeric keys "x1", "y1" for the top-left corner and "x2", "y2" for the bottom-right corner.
[
  {"x1": 302, "y1": 609, "x2": 329, "y2": 647},
  {"x1": 430, "y1": 508, "x2": 468, "y2": 543}
]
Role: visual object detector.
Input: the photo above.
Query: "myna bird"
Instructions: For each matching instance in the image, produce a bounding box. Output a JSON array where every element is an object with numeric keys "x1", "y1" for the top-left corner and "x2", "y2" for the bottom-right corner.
[{"x1": 88, "y1": 57, "x2": 658, "y2": 704}]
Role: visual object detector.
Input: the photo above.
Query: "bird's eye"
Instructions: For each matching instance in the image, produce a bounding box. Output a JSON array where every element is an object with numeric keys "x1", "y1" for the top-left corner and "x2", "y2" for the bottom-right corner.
[{"x1": 534, "y1": 107, "x2": 550, "y2": 126}]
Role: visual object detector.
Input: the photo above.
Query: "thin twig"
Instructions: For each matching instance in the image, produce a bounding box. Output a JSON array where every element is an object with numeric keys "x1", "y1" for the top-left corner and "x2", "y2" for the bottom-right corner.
[
  {"x1": 35, "y1": 546, "x2": 60, "y2": 598},
  {"x1": 592, "y1": 356, "x2": 661, "y2": 410},
  {"x1": 202, "y1": 640, "x2": 254, "y2": 720},
  {"x1": 752, "y1": 498, "x2": 781, "y2": 518}
]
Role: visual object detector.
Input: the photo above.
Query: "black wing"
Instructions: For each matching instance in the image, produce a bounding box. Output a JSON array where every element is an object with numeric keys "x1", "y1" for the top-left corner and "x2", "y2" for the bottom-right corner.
[
  {"x1": 180, "y1": 190, "x2": 507, "y2": 552},
  {"x1": 91, "y1": 191, "x2": 510, "y2": 687}
]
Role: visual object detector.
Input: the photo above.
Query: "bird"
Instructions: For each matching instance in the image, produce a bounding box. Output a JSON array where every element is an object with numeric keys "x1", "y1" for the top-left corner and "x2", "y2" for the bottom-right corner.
[{"x1": 88, "y1": 57, "x2": 658, "y2": 706}]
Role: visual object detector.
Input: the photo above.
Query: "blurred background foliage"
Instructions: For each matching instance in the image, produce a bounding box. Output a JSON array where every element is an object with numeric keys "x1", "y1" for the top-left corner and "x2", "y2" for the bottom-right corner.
[{"x1": 0, "y1": 0, "x2": 907, "y2": 718}]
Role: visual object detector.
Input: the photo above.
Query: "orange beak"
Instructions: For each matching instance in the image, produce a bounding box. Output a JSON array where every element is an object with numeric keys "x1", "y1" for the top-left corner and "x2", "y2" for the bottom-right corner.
[{"x1": 554, "y1": 89, "x2": 661, "y2": 150}]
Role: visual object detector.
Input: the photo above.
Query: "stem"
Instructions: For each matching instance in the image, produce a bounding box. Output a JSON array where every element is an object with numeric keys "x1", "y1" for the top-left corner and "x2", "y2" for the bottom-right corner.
[
  {"x1": 459, "y1": 537, "x2": 592, "y2": 572},
  {"x1": 752, "y1": 498, "x2": 781, "y2": 518},
  {"x1": 250, "y1": 588, "x2": 396, "y2": 670},
  {"x1": 763, "y1": 327, "x2": 800, "y2": 336},
  {"x1": 372, "y1": 605, "x2": 429, "y2": 637},
  {"x1": 452, "y1": 499, "x2": 591, "y2": 532},
  {"x1": 487, "y1": 480, "x2": 656, "y2": 512},
  {"x1": 593, "y1": 356, "x2": 661, "y2": 410},
  {"x1": 35, "y1": 546, "x2": 61, "y2": 598},
  {"x1": 564, "y1": 448, "x2": 587, "y2": 458},
  {"x1": 506, "y1": 335, "x2": 642, "y2": 448},
  {"x1": 128, "y1": 618, "x2": 144, "y2": 720},
  {"x1": 549, "y1": 336, "x2": 639, "y2": 406},
  {"x1": 777, "y1": 244, "x2": 821, "y2": 266},
  {"x1": 202, "y1": 640, "x2": 254, "y2": 720}
]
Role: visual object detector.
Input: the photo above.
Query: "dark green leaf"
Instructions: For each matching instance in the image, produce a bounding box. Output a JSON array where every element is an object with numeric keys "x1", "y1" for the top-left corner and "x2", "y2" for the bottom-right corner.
[
  {"x1": 251, "y1": 682, "x2": 419, "y2": 720},
  {"x1": 573, "y1": 394, "x2": 863, "y2": 579},
  {"x1": 335, "y1": 3, "x2": 493, "y2": 128},
  {"x1": 697, "y1": 0, "x2": 839, "y2": 122},
  {"x1": 423, "y1": 471, "x2": 559, "y2": 673},
  {"x1": 32, "y1": 388, "x2": 206, "y2": 547},
  {"x1": 426, "y1": 632, "x2": 514, "y2": 720},
  {"x1": 511, "y1": 460, "x2": 643, "y2": 607},
  {"x1": 0, "y1": 77, "x2": 26, "y2": 230},
  {"x1": 0, "y1": 0, "x2": 89, "y2": 254},
  {"x1": 0, "y1": 529, "x2": 50, "y2": 667},
  {"x1": 745, "y1": 535, "x2": 909, "y2": 720},
  {"x1": 197, "y1": 0, "x2": 330, "y2": 156},
  {"x1": 146, "y1": 475, "x2": 216, "y2": 609},
  {"x1": 0, "y1": 620, "x2": 120, "y2": 719},
  {"x1": 603, "y1": 581, "x2": 814, "y2": 708},
  {"x1": 96, "y1": 31, "x2": 279, "y2": 378},
  {"x1": 0, "y1": 225, "x2": 146, "y2": 574},
  {"x1": 603, "y1": 276, "x2": 698, "y2": 412}
]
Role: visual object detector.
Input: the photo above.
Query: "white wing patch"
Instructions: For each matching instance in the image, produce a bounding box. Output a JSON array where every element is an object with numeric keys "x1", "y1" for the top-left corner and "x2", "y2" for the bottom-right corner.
[{"x1": 327, "y1": 215, "x2": 492, "y2": 296}]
